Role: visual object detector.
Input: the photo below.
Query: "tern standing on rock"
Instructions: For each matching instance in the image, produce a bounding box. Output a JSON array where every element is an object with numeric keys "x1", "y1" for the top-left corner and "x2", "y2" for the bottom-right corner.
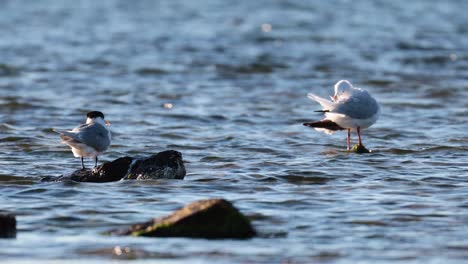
[
  {"x1": 303, "y1": 80, "x2": 380, "y2": 150},
  {"x1": 54, "y1": 111, "x2": 111, "y2": 169}
]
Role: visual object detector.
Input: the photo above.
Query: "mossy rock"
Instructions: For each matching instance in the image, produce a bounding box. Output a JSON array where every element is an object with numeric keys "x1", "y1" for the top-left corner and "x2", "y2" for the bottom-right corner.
[
  {"x1": 0, "y1": 214, "x2": 16, "y2": 238},
  {"x1": 111, "y1": 199, "x2": 256, "y2": 239},
  {"x1": 350, "y1": 144, "x2": 370, "y2": 154}
]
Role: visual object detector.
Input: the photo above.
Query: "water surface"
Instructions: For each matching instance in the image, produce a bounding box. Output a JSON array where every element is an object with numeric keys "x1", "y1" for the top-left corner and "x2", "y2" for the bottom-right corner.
[{"x1": 1, "y1": 0, "x2": 467, "y2": 263}]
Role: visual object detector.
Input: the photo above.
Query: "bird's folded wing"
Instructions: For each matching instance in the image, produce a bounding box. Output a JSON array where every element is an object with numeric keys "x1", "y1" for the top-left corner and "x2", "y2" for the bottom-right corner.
[
  {"x1": 332, "y1": 92, "x2": 379, "y2": 119},
  {"x1": 77, "y1": 123, "x2": 110, "y2": 152}
]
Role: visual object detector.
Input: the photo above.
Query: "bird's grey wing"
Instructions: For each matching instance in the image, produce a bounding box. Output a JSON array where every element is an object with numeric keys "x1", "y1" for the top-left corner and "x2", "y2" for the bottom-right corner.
[
  {"x1": 332, "y1": 91, "x2": 379, "y2": 119},
  {"x1": 77, "y1": 123, "x2": 111, "y2": 152}
]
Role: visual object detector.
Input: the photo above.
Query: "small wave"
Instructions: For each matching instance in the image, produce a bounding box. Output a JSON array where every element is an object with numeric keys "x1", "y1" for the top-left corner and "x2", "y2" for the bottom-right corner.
[
  {"x1": 0, "y1": 63, "x2": 21, "y2": 76},
  {"x1": 397, "y1": 41, "x2": 442, "y2": 51},
  {"x1": 278, "y1": 170, "x2": 332, "y2": 184},
  {"x1": 0, "y1": 174, "x2": 35, "y2": 185},
  {"x1": 135, "y1": 67, "x2": 168, "y2": 76},
  {"x1": 216, "y1": 62, "x2": 287, "y2": 75},
  {"x1": 363, "y1": 79, "x2": 395, "y2": 87},
  {"x1": 80, "y1": 58, "x2": 111, "y2": 67},
  {"x1": 399, "y1": 55, "x2": 457, "y2": 66},
  {"x1": 166, "y1": 144, "x2": 206, "y2": 150},
  {"x1": 0, "y1": 123, "x2": 19, "y2": 131},
  {"x1": 0, "y1": 97, "x2": 36, "y2": 109},
  {"x1": 281, "y1": 174, "x2": 331, "y2": 184},
  {"x1": 200, "y1": 156, "x2": 234, "y2": 162},
  {"x1": 240, "y1": 147, "x2": 279, "y2": 154},
  {"x1": 387, "y1": 148, "x2": 418, "y2": 155},
  {"x1": 387, "y1": 145, "x2": 466, "y2": 155},
  {"x1": 158, "y1": 133, "x2": 188, "y2": 140},
  {"x1": 424, "y1": 88, "x2": 458, "y2": 98},
  {"x1": 347, "y1": 220, "x2": 388, "y2": 226},
  {"x1": 0, "y1": 136, "x2": 36, "y2": 143}
]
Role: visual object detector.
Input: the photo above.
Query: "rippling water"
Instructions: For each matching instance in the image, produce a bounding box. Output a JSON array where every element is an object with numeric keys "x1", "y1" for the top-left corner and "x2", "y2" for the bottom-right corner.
[{"x1": 1, "y1": 0, "x2": 468, "y2": 263}]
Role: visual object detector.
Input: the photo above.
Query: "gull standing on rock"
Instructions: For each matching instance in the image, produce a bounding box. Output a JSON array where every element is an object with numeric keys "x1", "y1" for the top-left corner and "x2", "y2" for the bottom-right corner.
[
  {"x1": 303, "y1": 80, "x2": 380, "y2": 151},
  {"x1": 54, "y1": 111, "x2": 111, "y2": 169}
]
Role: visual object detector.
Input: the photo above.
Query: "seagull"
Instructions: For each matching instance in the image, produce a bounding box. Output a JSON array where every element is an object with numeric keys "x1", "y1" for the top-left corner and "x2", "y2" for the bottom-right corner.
[
  {"x1": 54, "y1": 111, "x2": 111, "y2": 169},
  {"x1": 303, "y1": 80, "x2": 380, "y2": 150}
]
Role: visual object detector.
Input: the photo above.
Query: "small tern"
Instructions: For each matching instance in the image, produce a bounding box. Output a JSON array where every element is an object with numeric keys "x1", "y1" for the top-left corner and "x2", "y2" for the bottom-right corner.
[
  {"x1": 303, "y1": 80, "x2": 380, "y2": 150},
  {"x1": 54, "y1": 111, "x2": 111, "y2": 169}
]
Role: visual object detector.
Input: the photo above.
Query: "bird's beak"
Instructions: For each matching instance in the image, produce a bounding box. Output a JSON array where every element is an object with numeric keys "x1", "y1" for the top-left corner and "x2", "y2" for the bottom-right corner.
[
  {"x1": 330, "y1": 95, "x2": 337, "y2": 101},
  {"x1": 105, "y1": 120, "x2": 111, "y2": 126}
]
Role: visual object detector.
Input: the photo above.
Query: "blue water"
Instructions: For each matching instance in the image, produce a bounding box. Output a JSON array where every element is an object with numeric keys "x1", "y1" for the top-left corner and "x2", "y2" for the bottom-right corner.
[{"x1": 1, "y1": 0, "x2": 467, "y2": 263}]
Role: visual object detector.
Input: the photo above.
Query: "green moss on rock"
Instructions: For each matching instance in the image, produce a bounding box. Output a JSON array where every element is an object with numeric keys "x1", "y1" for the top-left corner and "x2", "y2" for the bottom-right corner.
[{"x1": 350, "y1": 144, "x2": 371, "y2": 154}]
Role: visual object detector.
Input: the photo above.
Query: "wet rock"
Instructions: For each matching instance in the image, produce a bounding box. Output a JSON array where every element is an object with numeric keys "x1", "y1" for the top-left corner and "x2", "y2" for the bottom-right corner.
[
  {"x1": 350, "y1": 144, "x2": 371, "y2": 154},
  {"x1": 110, "y1": 199, "x2": 256, "y2": 239},
  {"x1": 70, "y1": 157, "x2": 134, "y2": 182},
  {"x1": 42, "y1": 150, "x2": 185, "y2": 182},
  {"x1": 124, "y1": 150, "x2": 185, "y2": 180},
  {"x1": 0, "y1": 214, "x2": 16, "y2": 238}
]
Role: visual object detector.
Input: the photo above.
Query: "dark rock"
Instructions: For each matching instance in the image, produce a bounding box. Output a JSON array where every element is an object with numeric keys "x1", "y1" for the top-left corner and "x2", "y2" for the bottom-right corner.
[
  {"x1": 0, "y1": 214, "x2": 16, "y2": 238},
  {"x1": 350, "y1": 144, "x2": 371, "y2": 154},
  {"x1": 110, "y1": 199, "x2": 256, "y2": 239},
  {"x1": 42, "y1": 150, "x2": 185, "y2": 183},
  {"x1": 125, "y1": 150, "x2": 186, "y2": 180},
  {"x1": 70, "y1": 157, "x2": 133, "y2": 183}
]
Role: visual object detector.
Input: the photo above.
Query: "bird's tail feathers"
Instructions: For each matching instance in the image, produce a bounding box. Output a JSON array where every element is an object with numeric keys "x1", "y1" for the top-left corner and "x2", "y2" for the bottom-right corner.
[
  {"x1": 53, "y1": 129, "x2": 73, "y2": 137},
  {"x1": 53, "y1": 129, "x2": 81, "y2": 144},
  {"x1": 307, "y1": 93, "x2": 334, "y2": 110}
]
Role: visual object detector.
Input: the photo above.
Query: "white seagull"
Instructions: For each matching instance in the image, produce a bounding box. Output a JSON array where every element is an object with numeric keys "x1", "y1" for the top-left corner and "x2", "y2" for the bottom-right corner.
[
  {"x1": 303, "y1": 80, "x2": 380, "y2": 150},
  {"x1": 54, "y1": 111, "x2": 111, "y2": 169}
]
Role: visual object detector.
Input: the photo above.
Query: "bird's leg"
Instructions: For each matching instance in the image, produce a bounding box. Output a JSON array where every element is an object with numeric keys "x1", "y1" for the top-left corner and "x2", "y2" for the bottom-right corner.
[
  {"x1": 347, "y1": 129, "x2": 351, "y2": 151},
  {"x1": 95, "y1": 156, "x2": 98, "y2": 168},
  {"x1": 81, "y1": 157, "x2": 85, "y2": 170},
  {"x1": 357, "y1": 127, "x2": 362, "y2": 146}
]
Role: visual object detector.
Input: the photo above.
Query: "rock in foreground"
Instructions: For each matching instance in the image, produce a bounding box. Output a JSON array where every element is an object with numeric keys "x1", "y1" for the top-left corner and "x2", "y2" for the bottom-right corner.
[
  {"x1": 0, "y1": 214, "x2": 16, "y2": 238},
  {"x1": 110, "y1": 199, "x2": 256, "y2": 239},
  {"x1": 43, "y1": 150, "x2": 185, "y2": 182}
]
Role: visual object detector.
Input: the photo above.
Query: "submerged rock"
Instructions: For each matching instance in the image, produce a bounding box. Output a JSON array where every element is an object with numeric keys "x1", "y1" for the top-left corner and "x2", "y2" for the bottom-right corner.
[
  {"x1": 350, "y1": 144, "x2": 371, "y2": 154},
  {"x1": 110, "y1": 199, "x2": 256, "y2": 239},
  {"x1": 42, "y1": 150, "x2": 185, "y2": 182},
  {"x1": 0, "y1": 214, "x2": 16, "y2": 238}
]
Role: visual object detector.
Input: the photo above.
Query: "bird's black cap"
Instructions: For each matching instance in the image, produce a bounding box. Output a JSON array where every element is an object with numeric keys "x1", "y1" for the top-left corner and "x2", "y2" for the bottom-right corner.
[{"x1": 86, "y1": 111, "x2": 105, "y2": 119}]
